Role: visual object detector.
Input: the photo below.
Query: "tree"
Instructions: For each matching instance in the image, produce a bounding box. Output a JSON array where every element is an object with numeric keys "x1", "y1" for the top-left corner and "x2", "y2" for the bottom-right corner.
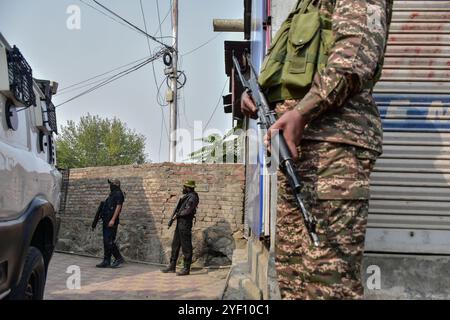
[
  {"x1": 56, "y1": 114, "x2": 147, "y2": 168},
  {"x1": 187, "y1": 122, "x2": 245, "y2": 164}
]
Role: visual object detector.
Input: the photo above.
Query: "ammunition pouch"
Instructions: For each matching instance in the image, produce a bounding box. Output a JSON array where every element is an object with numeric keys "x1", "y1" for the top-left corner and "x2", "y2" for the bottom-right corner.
[{"x1": 258, "y1": 0, "x2": 334, "y2": 103}]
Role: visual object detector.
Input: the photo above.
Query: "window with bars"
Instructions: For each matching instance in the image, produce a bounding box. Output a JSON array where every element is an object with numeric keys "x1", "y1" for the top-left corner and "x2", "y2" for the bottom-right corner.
[{"x1": 6, "y1": 45, "x2": 35, "y2": 107}]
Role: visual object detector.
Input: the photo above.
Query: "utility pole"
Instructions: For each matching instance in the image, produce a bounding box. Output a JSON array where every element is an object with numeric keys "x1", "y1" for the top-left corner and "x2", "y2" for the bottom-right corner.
[{"x1": 169, "y1": 0, "x2": 179, "y2": 162}]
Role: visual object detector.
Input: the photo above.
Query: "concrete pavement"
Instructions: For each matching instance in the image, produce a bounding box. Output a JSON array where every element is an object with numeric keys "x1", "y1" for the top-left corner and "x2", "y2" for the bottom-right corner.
[{"x1": 44, "y1": 253, "x2": 229, "y2": 300}]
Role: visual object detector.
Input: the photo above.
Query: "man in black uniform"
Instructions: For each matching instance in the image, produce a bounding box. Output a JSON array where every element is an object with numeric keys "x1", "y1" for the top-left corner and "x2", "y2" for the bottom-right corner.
[
  {"x1": 95, "y1": 178, "x2": 125, "y2": 268},
  {"x1": 161, "y1": 180, "x2": 199, "y2": 276}
]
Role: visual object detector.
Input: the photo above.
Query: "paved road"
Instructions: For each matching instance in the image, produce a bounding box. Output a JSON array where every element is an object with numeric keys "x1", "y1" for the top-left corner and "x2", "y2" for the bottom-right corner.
[{"x1": 45, "y1": 253, "x2": 229, "y2": 300}]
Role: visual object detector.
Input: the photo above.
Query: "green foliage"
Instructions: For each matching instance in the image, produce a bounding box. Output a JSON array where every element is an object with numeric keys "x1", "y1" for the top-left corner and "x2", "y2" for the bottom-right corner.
[
  {"x1": 56, "y1": 114, "x2": 147, "y2": 168},
  {"x1": 188, "y1": 122, "x2": 245, "y2": 164}
]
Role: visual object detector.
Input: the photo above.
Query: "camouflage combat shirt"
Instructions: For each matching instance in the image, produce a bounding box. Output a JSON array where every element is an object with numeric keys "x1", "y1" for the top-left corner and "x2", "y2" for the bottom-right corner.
[{"x1": 295, "y1": 0, "x2": 393, "y2": 154}]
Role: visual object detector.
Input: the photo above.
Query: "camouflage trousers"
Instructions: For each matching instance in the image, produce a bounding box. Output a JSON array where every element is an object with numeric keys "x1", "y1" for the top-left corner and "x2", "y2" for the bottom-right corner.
[
  {"x1": 274, "y1": 102, "x2": 379, "y2": 300},
  {"x1": 276, "y1": 140, "x2": 378, "y2": 300}
]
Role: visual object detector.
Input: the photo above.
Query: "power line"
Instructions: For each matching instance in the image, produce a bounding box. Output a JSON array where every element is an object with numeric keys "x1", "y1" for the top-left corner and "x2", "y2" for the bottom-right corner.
[
  {"x1": 139, "y1": 0, "x2": 169, "y2": 161},
  {"x1": 138, "y1": 0, "x2": 170, "y2": 122},
  {"x1": 56, "y1": 56, "x2": 149, "y2": 94},
  {"x1": 67, "y1": 0, "x2": 171, "y2": 106},
  {"x1": 60, "y1": 1, "x2": 173, "y2": 96},
  {"x1": 55, "y1": 58, "x2": 151, "y2": 107},
  {"x1": 78, "y1": 0, "x2": 139, "y2": 34},
  {"x1": 155, "y1": 0, "x2": 163, "y2": 39},
  {"x1": 153, "y1": 1, "x2": 172, "y2": 38},
  {"x1": 181, "y1": 86, "x2": 193, "y2": 129},
  {"x1": 204, "y1": 78, "x2": 229, "y2": 130},
  {"x1": 139, "y1": 0, "x2": 153, "y2": 55},
  {"x1": 139, "y1": 0, "x2": 168, "y2": 108},
  {"x1": 55, "y1": 50, "x2": 166, "y2": 108},
  {"x1": 93, "y1": 0, "x2": 174, "y2": 51},
  {"x1": 56, "y1": 76, "x2": 112, "y2": 96},
  {"x1": 181, "y1": 32, "x2": 223, "y2": 57}
]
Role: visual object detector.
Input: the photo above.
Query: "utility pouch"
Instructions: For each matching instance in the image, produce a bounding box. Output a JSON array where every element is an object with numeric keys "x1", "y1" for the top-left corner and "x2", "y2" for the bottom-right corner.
[{"x1": 258, "y1": 0, "x2": 334, "y2": 103}]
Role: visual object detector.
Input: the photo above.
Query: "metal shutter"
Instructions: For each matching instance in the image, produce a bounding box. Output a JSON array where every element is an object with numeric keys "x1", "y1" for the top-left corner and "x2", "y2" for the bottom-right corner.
[{"x1": 366, "y1": 0, "x2": 450, "y2": 254}]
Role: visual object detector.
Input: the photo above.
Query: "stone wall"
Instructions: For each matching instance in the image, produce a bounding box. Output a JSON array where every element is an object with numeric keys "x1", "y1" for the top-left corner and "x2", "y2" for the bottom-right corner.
[{"x1": 57, "y1": 163, "x2": 246, "y2": 266}]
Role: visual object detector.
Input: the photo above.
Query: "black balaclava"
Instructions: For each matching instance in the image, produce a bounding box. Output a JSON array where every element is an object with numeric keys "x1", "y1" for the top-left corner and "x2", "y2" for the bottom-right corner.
[{"x1": 183, "y1": 186, "x2": 192, "y2": 194}]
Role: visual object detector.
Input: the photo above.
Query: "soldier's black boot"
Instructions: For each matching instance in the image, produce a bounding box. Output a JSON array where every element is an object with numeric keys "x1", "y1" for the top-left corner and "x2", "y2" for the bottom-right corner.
[
  {"x1": 176, "y1": 262, "x2": 190, "y2": 276},
  {"x1": 96, "y1": 259, "x2": 110, "y2": 268},
  {"x1": 161, "y1": 260, "x2": 177, "y2": 273},
  {"x1": 111, "y1": 257, "x2": 125, "y2": 268}
]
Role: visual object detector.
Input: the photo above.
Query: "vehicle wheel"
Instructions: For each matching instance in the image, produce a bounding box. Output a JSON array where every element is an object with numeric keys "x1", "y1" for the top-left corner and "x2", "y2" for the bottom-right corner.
[{"x1": 8, "y1": 246, "x2": 46, "y2": 300}]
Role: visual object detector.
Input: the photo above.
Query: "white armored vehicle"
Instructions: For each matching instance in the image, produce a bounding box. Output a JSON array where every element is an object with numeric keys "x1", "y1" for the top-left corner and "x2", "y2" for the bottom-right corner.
[{"x1": 0, "y1": 33, "x2": 61, "y2": 300}]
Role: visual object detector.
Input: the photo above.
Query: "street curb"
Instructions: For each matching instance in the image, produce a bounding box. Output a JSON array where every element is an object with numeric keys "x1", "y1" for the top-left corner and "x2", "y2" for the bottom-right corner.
[
  {"x1": 54, "y1": 250, "x2": 232, "y2": 271},
  {"x1": 220, "y1": 266, "x2": 234, "y2": 300}
]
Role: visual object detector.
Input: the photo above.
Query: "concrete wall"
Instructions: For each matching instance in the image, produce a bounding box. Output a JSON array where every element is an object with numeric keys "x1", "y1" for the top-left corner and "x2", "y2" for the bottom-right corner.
[
  {"x1": 57, "y1": 163, "x2": 245, "y2": 266},
  {"x1": 239, "y1": 248, "x2": 450, "y2": 299},
  {"x1": 363, "y1": 254, "x2": 450, "y2": 299},
  {"x1": 247, "y1": 236, "x2": 280, "y2": 299}
]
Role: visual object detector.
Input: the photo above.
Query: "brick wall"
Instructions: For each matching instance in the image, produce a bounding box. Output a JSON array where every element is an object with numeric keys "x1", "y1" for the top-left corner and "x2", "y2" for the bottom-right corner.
[
  {"x1": 58, "y1": 168, "x2": 70, "y2": 215},
  {"x1": 57, "y1": 163, "x2": 246, "y2": 266}
]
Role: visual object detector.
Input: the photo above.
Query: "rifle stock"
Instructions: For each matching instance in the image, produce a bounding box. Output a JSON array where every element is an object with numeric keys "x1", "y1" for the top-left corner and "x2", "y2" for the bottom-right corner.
[{"x1": 232, "y1": 53, "x2": 320, "y2": 247}]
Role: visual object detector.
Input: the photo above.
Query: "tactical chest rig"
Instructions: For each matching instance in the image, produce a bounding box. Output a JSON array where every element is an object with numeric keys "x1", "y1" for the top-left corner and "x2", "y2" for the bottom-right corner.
[
  {"x1": 258, "y1": 0, "x2": 333, "y2": 103},
  {"x1": 259, "y1": 0, "x2": 385, "y2": 103}
]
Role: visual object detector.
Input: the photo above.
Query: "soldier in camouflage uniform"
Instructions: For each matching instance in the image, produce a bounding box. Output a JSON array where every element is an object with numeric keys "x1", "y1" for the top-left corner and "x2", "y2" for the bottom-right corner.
[{"x1": 242, "y1": 0, "x2": 393, "y2": 299}]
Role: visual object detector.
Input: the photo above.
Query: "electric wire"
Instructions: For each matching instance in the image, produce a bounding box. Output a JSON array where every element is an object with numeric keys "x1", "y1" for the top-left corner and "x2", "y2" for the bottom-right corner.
[
  {"x1": 181, "y1": 32, "x2": 223, "y2": 57},
  {"x1": 153, "y1": 1, "x2": 172, "y2": 38},
  {"x1": 55, "y1": 51, "x2": 165, "y2": 108},
  {"x1": 57, "y1": 56, "x2": 149, "y2": 94},
  {"x1": 79, "y1": 0, "x2": 172, "y2": 39},
  {"x1": 203, "y1": 78, "x2": 229, "y2": 130},
  {"x1": 78, "y1": 0, "x2": 139, "y2": 34},
  {"x1": 93, "y1": 0, "x2": 174, "y2": 51},
  {"x1": 155, "y1": 0, "x2": 164, "y2": 39},
  {"x1": 180, "y1": 86, "x2": 193, "y2": 130},
  {"x1": 55, "y1": 58, "x2": 153, "y2": 107},
  {"x1": 57, "y1": 2, "x2": 171, "y2": 107},
  {"x1": 139, "y1": 0, "x2": 169, "y2": 161},
  {"x1": 56, "y1": 0, "x2": 173, "y2": 101},
  {"x1": 54, "y1": 57, "x2": 149, "y2": 97}
]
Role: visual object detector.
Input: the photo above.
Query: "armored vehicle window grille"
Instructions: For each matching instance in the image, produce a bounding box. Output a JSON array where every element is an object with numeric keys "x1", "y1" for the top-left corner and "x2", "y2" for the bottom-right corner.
[
  {"x1": 6, "y1": 45, "x2": 36, "y2": 107},
  {"x1": 45, "y1": 101, "x2": 58, "y2": 134}
]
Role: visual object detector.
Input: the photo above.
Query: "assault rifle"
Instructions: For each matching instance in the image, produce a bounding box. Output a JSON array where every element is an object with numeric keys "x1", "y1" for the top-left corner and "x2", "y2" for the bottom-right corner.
[
  {"x1": 168, "y1": 198, "x2": 183, "y2": 229},
  {"x1": 232, "y1": 53, "x2": 320, "y2": 247},
  {"x1": 91, "y1": 201, "x2": 105, "y2": 230}
]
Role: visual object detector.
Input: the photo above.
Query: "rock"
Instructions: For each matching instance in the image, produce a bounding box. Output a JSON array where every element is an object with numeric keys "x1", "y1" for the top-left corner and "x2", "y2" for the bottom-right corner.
[
  {"x1": 191, "y1": 255, "x2": 207, "y2": 269},
  {"x1": 207, "y1": 256, "x2": 231, "y2": 266},
  {"x1": 192, "y1": 230, "x2": 208, "y2": 263},
  {"x1": 56, "y1": 238, "x2": 74, "y2": 252},
  {"x1": 203, "y1": 226, "x2": 236, "y2": 265}
]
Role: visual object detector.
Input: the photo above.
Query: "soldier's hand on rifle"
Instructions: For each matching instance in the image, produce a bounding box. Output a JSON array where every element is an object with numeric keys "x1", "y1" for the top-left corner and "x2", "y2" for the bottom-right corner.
[
  {"x1": 240, "y1": 91, "x2": 258, "y2": 119},
  {"x1": 265, "y1": 110, "x2": 307, "y2": 161}
]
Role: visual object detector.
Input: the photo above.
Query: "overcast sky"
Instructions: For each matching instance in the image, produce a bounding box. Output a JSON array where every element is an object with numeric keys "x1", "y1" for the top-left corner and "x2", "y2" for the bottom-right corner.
[{"x1": 0, "y1": 0, "x2": 243, "y2": 162}]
